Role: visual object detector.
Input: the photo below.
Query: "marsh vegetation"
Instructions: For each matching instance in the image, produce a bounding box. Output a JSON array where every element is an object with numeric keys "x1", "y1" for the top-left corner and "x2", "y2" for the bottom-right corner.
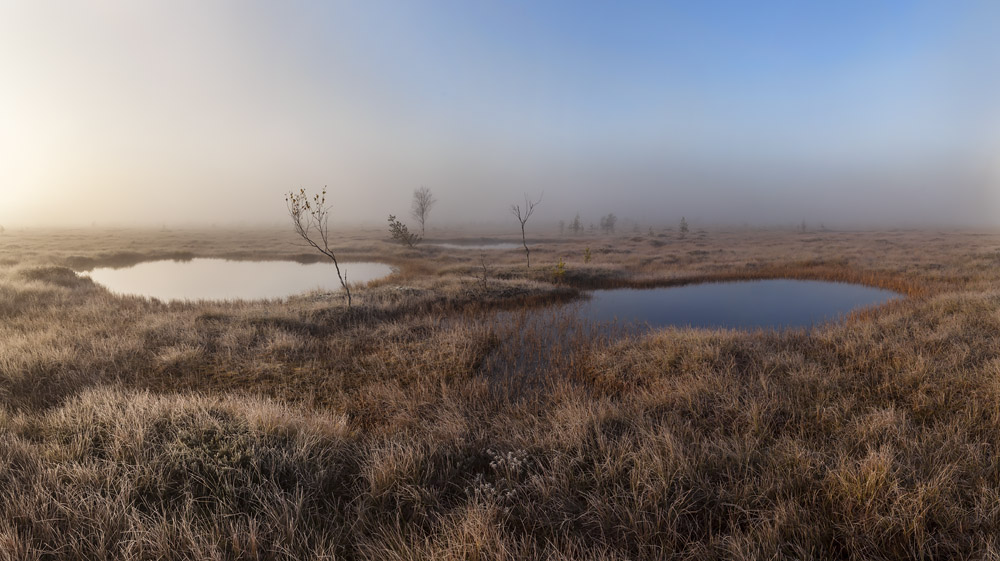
[{"x1": 1, "y1": 226, "x2": 998, "y2": 559}]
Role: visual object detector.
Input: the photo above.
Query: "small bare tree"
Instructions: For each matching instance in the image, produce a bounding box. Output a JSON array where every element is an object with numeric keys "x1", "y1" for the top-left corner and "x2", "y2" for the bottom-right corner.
[
  {"x1": 511, "y1": 193, "x2": 542, "y2": 268},
  {"x1": 475, "y1": 253, "x2": 493, "y2": 292},
  {"x1": 411, "y1": 186, "x2": 436, "y2": 236},
  {"x1": 285, "y1": 188, "x2": 352, "y2": 307}
]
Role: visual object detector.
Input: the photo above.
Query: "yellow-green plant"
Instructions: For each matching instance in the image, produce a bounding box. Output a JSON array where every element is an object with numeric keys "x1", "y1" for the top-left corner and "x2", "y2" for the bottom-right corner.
[
  {"x1": 553, "y1": 257, "x2": 566, "y2": 282},
  {"x1": 583, "y1": 247, "x2": 592, "y2": 264}
]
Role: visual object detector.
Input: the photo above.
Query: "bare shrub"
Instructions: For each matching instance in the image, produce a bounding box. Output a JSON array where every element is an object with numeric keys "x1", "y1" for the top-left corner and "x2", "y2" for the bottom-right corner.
[
  {"x1": 411, "y1": 186, "x2": 437, "y2": 236},
  {"x1": 511, "y1": 193, "x2": 542, "y2": 267},
  {"x1": 286, "y1": 188, "x2": 352, "y2": 307}
]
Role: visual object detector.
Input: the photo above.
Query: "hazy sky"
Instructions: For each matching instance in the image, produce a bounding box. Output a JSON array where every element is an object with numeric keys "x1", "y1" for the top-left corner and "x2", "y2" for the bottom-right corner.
[{"x1": 2, "y1": 1, "x2": 999, "y2": 228}]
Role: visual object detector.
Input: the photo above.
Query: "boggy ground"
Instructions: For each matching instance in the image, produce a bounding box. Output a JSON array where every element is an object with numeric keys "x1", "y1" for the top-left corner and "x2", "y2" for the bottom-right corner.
[{"x1": 1, "y1": 225, "x2": 999, "y2": 560}]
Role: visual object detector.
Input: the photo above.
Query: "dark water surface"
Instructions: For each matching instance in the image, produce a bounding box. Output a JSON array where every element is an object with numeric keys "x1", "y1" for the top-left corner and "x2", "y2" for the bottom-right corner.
[
  {"x1": 84, "y1": 259, "x2": 392, "y2": 302},
  {"x1": 475, "y1": 279, "x2": 902, "y2": 392},
  {"x1": 577, "y1": 279, "x2": 901, "y2": 330}
]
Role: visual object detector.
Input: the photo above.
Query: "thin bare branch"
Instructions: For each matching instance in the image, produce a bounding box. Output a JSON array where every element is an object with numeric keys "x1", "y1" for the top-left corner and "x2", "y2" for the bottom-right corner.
[
  {"x1": 512, "y1": 192, "x2": 542, "y2": 267},
  {"x1": 411, "y1": 186, "x2": 437, "y2": 237},
  {"x1": 285, "y1": 187, "x2": 352, "y2": 307}
]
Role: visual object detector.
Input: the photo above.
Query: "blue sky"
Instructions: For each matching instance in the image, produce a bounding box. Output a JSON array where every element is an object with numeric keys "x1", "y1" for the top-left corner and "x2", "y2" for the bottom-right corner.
[
  {"x1": 326, "y1": 1, "x2": 990, "y2": 160},
  {"x1": 1, "y1": 1, "x2": 997, "y2": 226}
]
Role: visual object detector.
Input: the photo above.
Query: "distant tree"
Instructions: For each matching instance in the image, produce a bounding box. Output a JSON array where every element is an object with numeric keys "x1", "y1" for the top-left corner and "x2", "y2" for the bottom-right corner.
[
  {"x1": 679, "y1": 217, "x2": 689, "y2": 239},
  {"x1": 570, "y1": 213, "x2": 582, "y2": 235},
  {"x1": 633, "y1": 222, "x2": 640, "y2": 233},
  {"x1": 286, "y1": 188, "x2": 352, "y2": 307},
  {"x1": 387, "y1": 215, "x2": 421, "y2": 247},
  {"x1": 511, "y1": 193, "x2": 542, "y2": 267},
  {"x1": 800, "y1": 220, "x2": 807, "y2": 232},
  {"x1": 600, "y1": 213, "x2": 617, "y2": 234},
  {"x1": 0, "y1": 224, "x2": 5, "y2": 235},
  {"x1": 558, "y1": 220, "x2": 566, "y2": 235},
  {"x1": 411, "y1": 186, "x2": 436, "y2": 236}
]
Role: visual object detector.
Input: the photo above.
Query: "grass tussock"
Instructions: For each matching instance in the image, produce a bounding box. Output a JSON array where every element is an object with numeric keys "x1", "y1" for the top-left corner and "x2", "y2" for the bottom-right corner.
[{"x1": 1, "y1": 226, "x2": 1000, "y2": 558}]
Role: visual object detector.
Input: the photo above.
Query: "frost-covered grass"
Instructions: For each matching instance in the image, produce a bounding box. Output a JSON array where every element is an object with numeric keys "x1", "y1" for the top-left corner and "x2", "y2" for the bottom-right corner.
[{"x1": 1, "y1": 226, "x2": 998, "y2": 559}]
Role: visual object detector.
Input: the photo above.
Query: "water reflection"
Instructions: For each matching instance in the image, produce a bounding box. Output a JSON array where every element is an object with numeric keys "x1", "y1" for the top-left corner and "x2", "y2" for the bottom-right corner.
[
  {"x1": 84, "y1": 259, "x2": 392, "y2": 301},
  {"x1": 476, "y1": 279, "x2": 902, "y2": 391},
  {"x1": 577, "y1": 279, "x2": 902, "y2": 330}
]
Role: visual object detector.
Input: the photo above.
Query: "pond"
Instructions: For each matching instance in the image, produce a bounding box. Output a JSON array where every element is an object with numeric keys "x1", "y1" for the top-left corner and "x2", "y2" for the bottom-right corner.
[
  {"x1": 474, "y1": 279, "x2": 903, "y2": 388},
  {"x1": 83, "y1": 259, "x2": 393, "y2": 302},
  {"x1": 574, "y1": 279, "x2": 902, "y2": 331},
  {"x1": 431, "y1": 242, "x2": 521, "y2": 250}
]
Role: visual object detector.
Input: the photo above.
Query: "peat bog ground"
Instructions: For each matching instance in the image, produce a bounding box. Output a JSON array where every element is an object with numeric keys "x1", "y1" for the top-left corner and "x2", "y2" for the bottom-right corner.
[{"x1": 1, "y1": 226, "x2": 999, "y2": 559}]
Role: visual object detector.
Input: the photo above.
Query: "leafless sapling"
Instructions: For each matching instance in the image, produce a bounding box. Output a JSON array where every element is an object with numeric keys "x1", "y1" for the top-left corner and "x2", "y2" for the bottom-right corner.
[
  {"x1": 285, "y1": 188, "x2": 352, "y2": 307},
  {"x1": 476, "y1": 253, "x2": 493, "y2": 292},
  {"x1": 511, "y1": 193, "x2": 542, "y2": 268},
  {"x1": 411, "y1": 186, "x2": 436, "y2": 236}
]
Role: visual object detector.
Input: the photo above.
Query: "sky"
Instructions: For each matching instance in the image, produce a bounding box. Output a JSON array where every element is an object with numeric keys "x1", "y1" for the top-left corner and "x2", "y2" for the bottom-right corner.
[{"x1": 2, "y1": 0, "x2": 999, "y2": 228}]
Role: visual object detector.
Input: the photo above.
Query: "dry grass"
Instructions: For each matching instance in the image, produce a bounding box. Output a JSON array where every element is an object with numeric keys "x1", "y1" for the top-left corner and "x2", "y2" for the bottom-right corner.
[{"x1": 1, "y1": 225, "x2": 999, "y2": 559}]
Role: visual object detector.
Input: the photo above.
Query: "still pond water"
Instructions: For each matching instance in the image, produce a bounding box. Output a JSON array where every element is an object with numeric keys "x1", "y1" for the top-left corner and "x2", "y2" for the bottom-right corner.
[
  {"x1": 84, "y1": 259, "x2": 392, "y2": 302},
  {"x1": 573, "y1": 279, "x2": 902, "y2": 330}
]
